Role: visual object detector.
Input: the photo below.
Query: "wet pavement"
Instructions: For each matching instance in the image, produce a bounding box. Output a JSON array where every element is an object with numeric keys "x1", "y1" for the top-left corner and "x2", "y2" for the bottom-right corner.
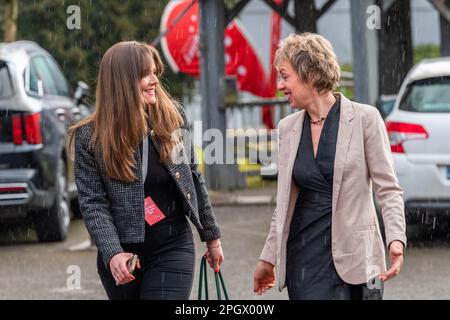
[{"x1": 1, "y1": 185, "x2": 450, "y2": 299}]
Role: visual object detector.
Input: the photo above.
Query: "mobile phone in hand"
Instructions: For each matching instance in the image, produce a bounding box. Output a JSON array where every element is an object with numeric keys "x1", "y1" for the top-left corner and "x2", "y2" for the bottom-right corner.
[{"x1": 127, "y1": 254, "x2": 138, "y2": 274}]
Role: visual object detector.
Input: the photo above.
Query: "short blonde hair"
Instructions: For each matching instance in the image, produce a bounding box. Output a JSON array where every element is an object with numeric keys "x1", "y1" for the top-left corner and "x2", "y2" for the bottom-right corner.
[{"x1": 275, "y1": 32, "x2": 340, "y2": 94}]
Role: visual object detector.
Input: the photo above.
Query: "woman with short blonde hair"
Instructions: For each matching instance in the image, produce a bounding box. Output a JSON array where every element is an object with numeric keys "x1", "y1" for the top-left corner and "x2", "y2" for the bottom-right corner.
[{"x1": 254, "y1": 33, "x2": 405, "y2": 300}]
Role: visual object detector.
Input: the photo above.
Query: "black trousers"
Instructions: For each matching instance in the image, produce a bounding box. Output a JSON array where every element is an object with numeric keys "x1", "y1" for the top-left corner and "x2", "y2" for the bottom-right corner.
[
  {"x1": 287, "y1": 275, "x2": 384, "y2": 300},
  {"x1": 97, "y1": 217, "x2": 195, "y2": 300}
]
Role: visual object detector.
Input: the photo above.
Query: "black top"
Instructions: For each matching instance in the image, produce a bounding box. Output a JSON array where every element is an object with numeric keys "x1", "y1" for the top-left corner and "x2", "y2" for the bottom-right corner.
[
  {"x1": 143, "y1": 137, "x2": 185, "y2": 223},
  {"x1": 286, "y1": 96, "x2": 345, "y2": 299},
  {"x1": 121, "y1": 136, "x2": 187, "y2": 267}
]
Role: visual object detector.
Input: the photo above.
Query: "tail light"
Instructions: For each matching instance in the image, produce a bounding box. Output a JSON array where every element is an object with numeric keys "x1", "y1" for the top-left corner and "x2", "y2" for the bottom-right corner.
[
  {"x1": 12, "y1": 114, "x2": 23, "y2": 145},
  {"x1": 24, "y1": 113, "x2": 42, "y2": 144},
  {"x1": 385, "y1": 121, "x2": 428, "y2": 153},
  {"x1": 0, "y1": 186, "x2": 26, "y2": 193},
  {"x1": 11, "y1": 112, "x2": 42, "y2": 145}
]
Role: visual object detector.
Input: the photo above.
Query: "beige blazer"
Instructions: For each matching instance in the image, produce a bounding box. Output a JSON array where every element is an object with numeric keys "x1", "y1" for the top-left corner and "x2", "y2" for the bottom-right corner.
[{"x1": 260, "y1": 93, "x2": 406, "y2": 291}]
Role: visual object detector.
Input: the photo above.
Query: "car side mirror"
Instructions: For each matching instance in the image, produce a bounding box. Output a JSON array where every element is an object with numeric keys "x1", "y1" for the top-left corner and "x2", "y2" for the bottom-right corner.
[{"x1": 74, "y1": 81, "x2": 89, "y2": 105}]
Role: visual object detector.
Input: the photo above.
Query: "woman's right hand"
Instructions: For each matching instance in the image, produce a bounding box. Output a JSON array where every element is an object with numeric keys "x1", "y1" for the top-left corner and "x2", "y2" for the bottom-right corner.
[
  {"x1": 253, "y1": 260, "x2": 276, "y2": 295},
  {"x1": 109, "y1": 252, "x2": 141, "y2": 285}
]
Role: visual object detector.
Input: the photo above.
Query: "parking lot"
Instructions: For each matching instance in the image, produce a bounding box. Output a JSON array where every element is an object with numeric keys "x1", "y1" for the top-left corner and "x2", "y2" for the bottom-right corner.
[{"x1": 2, "y1": 202, "x2": 450, "y2": 300}]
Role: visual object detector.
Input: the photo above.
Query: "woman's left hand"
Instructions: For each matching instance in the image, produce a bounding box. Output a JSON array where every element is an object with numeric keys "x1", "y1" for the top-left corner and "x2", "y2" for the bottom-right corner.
[
  {"x1": 380, "y1": 240, "x2": 404, "y2": 281},
  {"x1": 204, "y1": 239, "x2": 224, "y2": 273}
]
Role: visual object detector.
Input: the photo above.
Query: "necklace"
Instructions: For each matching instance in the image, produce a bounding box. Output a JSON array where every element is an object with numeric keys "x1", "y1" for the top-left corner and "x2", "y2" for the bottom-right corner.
[{"x1": 309, "y1": 116, "x2": 326, "y2": 125}]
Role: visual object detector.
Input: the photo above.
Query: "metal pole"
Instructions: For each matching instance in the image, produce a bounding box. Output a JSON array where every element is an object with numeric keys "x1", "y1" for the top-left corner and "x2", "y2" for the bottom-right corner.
[
  {"x1": 439, "y1": 0, "x2": 450, "y2": 56},
  {"x1": 350, "y1": 0, "x2": 379, "y2": 106},
  {"x1": 199, "y1": 0, "x2": 243, "y2": 190}
]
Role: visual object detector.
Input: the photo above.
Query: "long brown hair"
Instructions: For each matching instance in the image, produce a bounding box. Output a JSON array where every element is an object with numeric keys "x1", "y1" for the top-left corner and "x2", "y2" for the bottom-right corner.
[{"x1": 68, "y1": 41, "x2": 183, "y2": 183}]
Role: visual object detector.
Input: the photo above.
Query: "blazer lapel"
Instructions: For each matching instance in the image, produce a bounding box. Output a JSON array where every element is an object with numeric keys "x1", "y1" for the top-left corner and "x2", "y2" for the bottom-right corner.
[
  {"x1": 281, "y1": 111, "x2": 304, "y2": 221},
  {"x1": 287, "y1": 111, "x2": 305, "y2": 180},
  {"x1": 332, "y1": 93, "x2": 354, "y2": 216}
]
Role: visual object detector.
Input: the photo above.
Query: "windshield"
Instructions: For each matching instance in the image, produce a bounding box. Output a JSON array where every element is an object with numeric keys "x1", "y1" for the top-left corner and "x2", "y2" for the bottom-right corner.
[{"x1": 399, "y1": 76, "x2": 450, "y2": 113}]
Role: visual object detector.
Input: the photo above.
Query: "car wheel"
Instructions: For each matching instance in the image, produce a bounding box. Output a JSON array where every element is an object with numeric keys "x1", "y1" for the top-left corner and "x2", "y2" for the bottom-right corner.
[
  {"x1": 70, "y1": 197, "x2": 82, "y2": 219},
  {"x1": 34, "y1": 159, "x2": 71, "y2": 242}
]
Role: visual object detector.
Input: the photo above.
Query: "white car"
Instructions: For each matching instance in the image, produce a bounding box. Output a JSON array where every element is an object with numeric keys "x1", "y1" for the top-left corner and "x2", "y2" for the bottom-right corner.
[{"x1": 385, "y1": 57, "x2": 450, "y2": 234}]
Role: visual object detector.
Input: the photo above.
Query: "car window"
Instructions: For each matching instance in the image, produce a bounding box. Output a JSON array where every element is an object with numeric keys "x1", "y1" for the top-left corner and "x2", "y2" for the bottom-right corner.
[
  {"x1": 381, "y1": 99, "x2": 396, "y2": 116},
  {"x1": 44, "y1": 56, "x2": 71, "y2": 97},
  {"x1": 0, "y1": 61, "x2": 14, "y2": 98},
  {"x1": 29, "y1": 55, "x2": 59, "y2": 96},
  {"x1": 399, "y1": 76, "x2": 450, "y2": 113}
]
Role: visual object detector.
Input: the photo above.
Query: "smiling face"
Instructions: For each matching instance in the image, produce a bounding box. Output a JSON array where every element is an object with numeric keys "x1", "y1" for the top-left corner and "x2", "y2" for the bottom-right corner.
[
  {"x1": 277, "y1": 60, "x2": 314, "y2": 109},
  {"x1": 139, "y1": 64, "x2": 159, "y2": 106}
]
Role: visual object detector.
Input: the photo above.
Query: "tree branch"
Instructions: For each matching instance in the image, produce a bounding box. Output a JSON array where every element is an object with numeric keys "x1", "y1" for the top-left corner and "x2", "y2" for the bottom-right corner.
[
  {"x1": 226, "y1": 0, "x2": 252, "y2": 25},
  {"x1": 261, "y1": 0, "x2": 296, "y2": 27},
  {"x1": 317, "y1": 0, "x2": 338, "y2": 19}
]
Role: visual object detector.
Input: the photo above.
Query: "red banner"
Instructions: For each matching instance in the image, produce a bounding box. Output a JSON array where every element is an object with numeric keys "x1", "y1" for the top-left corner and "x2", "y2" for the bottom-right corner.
[{"x1": 160, "y1": 0, "x2": 279, "y2": 128}]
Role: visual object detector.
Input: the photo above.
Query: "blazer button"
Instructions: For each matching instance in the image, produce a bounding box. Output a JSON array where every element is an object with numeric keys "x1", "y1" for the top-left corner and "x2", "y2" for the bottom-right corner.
[
  {"x1": 175, "y1": 172, "x2": 181, "y2": 179},
  {"x1": 150, "y1": 129, "x2": 155, "y2": 137},
  {"x1": 186, "y1": 193, "x2": 191, "y2": 200}
]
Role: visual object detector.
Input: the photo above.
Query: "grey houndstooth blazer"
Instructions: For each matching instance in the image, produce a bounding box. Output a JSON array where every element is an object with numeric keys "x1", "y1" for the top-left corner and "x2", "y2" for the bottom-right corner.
[{"x1": 74, "y1": 108, "x2": 221, "y2": 268}]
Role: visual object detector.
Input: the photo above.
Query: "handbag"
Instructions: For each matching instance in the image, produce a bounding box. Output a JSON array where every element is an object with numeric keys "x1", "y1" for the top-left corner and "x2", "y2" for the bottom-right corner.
[{"x1": 198, "y1": 256, "x2": 229, "y2": 300}]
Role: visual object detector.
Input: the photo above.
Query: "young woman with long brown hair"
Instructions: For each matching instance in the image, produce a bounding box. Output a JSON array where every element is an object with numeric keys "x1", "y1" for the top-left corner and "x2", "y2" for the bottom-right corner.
[{"x1": 68, "y1": 41, "x2": 223, "y2": 300}]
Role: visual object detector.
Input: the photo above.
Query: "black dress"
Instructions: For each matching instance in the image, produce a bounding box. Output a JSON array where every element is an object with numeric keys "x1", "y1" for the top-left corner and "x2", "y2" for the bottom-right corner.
[{"x1": 286, "y1": 97, "x2": 382, "y2": 300}]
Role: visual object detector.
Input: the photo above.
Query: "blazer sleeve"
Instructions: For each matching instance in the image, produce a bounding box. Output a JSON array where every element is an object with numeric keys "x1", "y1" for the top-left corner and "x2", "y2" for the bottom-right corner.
[
  {"x1": 178, "y1": 106, "x2": 222, "y2": 242},
  {"x1": 259, "y1": 208, "x2": 278, "y2": 266},
  {"x1": 259, "y1": 122, "x2": 283, "y2": 266},
  {"x1": 364, "y1": 108, "x2": 407, "y2": 249},
  {"x1": 74, "y1": 126, "x2": 124, "y2": 268}
]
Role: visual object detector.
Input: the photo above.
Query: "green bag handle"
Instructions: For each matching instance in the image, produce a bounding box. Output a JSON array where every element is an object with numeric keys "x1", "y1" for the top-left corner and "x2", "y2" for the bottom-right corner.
[{"x1": 198, "y1": 257, "x2": 229, "y2": 300}]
